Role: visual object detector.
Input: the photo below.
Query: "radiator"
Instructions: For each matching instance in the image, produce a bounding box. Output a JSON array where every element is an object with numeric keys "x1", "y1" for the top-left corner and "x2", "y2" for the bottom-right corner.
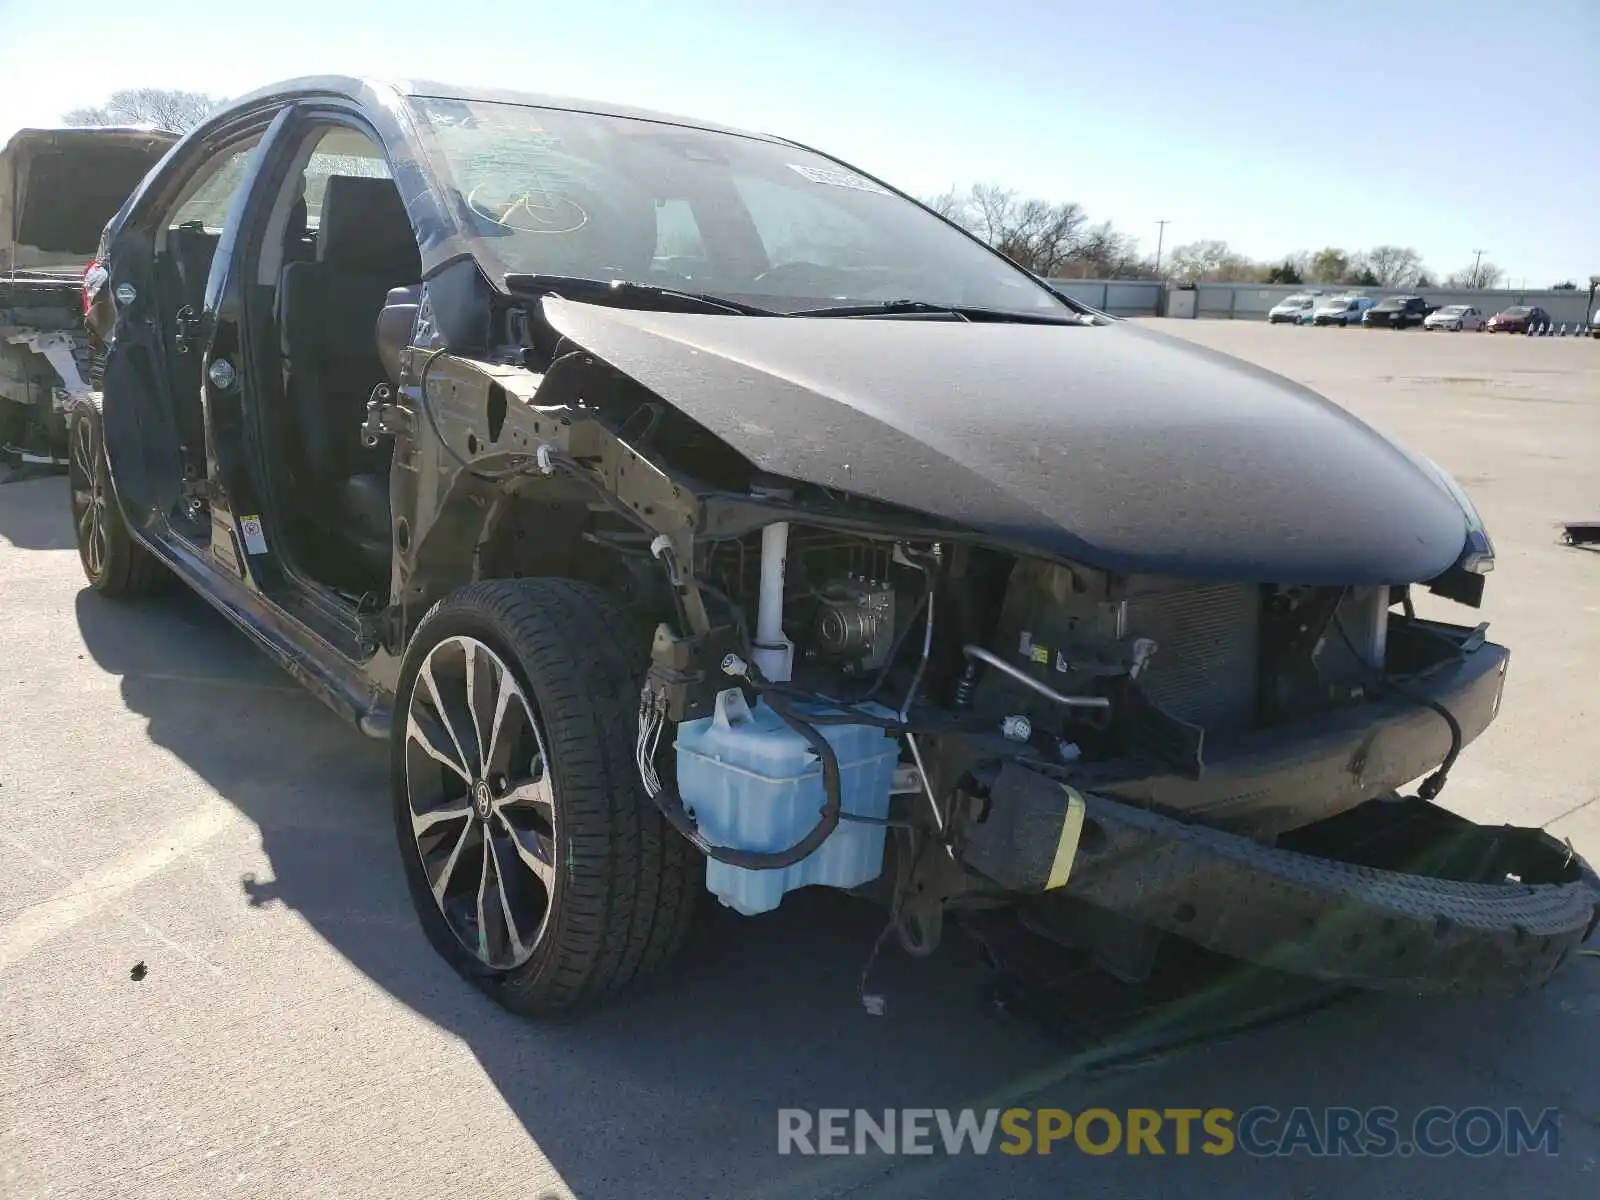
[{"x1": 1124, "y1": 583, "x2": 1260, "y2": 730}]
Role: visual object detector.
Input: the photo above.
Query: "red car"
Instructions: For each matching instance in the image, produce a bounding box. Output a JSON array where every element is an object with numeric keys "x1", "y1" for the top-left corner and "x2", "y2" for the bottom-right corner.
[{"x1": 1485, "y1": 305, "x2": 1548, "y2": 333}]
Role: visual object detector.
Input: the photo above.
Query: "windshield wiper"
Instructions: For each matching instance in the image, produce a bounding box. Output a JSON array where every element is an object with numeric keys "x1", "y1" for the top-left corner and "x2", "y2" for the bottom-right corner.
[
  {"x1": 503, "y1": 274, "x2": 779, "y2": 317},
  {"x1": 791, "y1": 299, "x2": 1088, "y2": 323}
]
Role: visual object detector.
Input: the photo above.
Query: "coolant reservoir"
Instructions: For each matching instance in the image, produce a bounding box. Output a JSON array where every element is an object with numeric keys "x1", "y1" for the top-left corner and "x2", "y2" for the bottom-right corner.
[{"x1": 674, "y1": 689, "x2": 898, "y2": 915}]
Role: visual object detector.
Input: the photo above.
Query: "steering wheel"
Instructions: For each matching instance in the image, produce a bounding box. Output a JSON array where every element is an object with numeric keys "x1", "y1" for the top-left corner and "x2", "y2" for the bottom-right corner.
[{"x1": 465, "y1": 183, "x2": 588, "y2": 235}]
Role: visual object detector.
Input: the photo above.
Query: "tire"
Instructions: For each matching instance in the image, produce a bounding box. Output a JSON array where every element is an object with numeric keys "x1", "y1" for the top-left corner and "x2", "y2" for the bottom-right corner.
[
  {"x1": 67, "y1": 402, "x2": 166, "y2": 596},
  {"x1": 392, "y1": 577, "x2": 698, "y2": 1017}
]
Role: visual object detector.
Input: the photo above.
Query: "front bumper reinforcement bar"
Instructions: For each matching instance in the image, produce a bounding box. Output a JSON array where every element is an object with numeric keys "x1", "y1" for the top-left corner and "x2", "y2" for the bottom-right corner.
[{"x1": 979, "y1": 764, "x2": 1600, "y2": 995}]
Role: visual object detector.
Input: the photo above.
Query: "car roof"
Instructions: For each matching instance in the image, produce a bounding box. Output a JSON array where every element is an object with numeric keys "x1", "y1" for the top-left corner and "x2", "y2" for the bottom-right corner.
[{"x1": 221, "y1": 75, "x2": 782, "y2": 144}]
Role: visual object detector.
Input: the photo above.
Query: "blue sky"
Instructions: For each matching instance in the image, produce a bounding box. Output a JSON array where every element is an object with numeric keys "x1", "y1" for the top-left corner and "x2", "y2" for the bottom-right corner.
[{"x1": 1, "y1": 0, "x2": 1594, "y2": 285}]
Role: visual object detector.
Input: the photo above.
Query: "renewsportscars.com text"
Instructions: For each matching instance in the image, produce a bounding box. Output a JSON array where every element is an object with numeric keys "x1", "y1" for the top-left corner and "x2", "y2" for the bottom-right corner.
[{"x1": 777, "y1": 1106, "x2": 1560, "y2": 1158}]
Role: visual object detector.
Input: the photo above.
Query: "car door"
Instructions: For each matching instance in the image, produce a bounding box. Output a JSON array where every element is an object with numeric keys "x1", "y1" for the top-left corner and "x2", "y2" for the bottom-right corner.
[
  {"x1": 97, "y1": 109, "x2": 286, "y2": 554},
  {"x1": 190, "y1": 106, "x2": 300, "y2": 584}
]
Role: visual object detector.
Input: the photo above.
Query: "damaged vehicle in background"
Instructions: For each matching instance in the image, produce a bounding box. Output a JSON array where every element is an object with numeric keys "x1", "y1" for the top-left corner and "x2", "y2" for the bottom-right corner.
[
  {"x1": 0, "y1": 126, "x2": 176, "y2": 469},
  {"x1": 77, "y1": 77, "x2": 1599, "y2": 1019}
]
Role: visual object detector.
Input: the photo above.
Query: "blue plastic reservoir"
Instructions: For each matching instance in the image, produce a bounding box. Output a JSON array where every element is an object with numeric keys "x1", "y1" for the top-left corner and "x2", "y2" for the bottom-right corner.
[{"x1": 674, "y1": 689, "x2": 899, "y2": 915}]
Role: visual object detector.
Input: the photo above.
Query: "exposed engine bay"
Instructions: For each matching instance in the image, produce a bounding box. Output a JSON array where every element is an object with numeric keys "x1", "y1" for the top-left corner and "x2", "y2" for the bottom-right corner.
[{"x1": 625, "y1": 513, "x2": 1525, "y2": 975}]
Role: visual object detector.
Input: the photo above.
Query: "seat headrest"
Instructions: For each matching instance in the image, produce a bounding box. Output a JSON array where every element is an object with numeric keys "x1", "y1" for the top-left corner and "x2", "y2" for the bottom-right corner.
[{"x1": 319, "y1": 175, "x2": 420, "y2": 276}]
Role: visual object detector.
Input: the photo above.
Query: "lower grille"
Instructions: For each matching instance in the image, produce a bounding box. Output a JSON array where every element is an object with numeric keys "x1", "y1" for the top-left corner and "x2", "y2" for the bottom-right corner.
[{"x1": 1125, "y1": 584, "x2": 1260, "y2": 730}]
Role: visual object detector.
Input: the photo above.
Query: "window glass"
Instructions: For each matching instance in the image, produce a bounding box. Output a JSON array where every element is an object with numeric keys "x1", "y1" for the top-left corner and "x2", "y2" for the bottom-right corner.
[
  {"x1": 168, "y1": 139, "x2": 263, "y2": 232},
  {"x1": 651, "y1": 196, "x2": 707, "y2": 268},
  {"x1": 300, "y1": 130, "x2": 391, "y2": 228},
  {"x1": 409, "y1": 96, "x2": 1066, "y2": 314}
]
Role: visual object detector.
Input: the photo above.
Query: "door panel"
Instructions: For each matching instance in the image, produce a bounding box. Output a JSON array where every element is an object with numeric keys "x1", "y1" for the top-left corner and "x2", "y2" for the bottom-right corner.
[{"x1": 196, "y1": 106, "x2": 297, "y2": 587}]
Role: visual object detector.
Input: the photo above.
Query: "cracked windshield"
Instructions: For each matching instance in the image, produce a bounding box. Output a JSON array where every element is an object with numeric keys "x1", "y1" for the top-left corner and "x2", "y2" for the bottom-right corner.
[{"x1": 411, "y1": 96, "x2": 1065, "y2": 314}]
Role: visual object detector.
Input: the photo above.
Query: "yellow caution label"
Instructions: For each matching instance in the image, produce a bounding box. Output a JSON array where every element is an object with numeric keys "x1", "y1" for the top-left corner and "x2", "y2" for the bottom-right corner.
[{"x1": 1045, "y1": 786, "x2": 1087, "y2": 890}]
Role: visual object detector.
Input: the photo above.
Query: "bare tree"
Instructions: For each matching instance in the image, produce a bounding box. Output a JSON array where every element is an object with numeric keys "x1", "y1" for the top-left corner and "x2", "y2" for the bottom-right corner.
[
  {"x1": 1361, "y1": 245, "x2": 1426, "y2": 288},
  {"x1": 1308, "y1": 247, "x2": 1351, "y2": 285},
  {"x1": 64, "y1": 88, "x2": 222, "y2": 133},
  {"x1": 927, "y1": 184, "x2": 1107, "y2": 277},
  {"x1": 1167, "y1": 239, "x2": 1259, "y2": 283},
  {"x1": 1443, "y1": 260, "x2": 1505, "y2": 289}
]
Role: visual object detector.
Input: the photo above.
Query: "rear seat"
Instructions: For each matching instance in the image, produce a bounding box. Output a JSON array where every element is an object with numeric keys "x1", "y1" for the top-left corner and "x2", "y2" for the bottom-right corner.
[{"x1": 276, "y1": 175, "x2": 420, "y2": 586}]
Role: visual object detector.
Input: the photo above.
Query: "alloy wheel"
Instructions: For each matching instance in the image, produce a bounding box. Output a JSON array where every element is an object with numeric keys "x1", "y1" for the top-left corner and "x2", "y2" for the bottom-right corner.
[
  {"x1": 68, "y1": 416, "x2": 108, "y2": 579},
  {"x1": 403, "y1": 635, "x2": 558, "y2": 970}
]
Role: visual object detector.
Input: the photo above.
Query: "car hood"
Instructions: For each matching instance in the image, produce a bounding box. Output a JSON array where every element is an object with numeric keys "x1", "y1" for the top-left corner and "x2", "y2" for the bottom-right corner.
[
  {"x1": 540, "y1": 299, "x2": 1469, "y2": 583},
  {"x1": 1, "y1": 127, "x2": 177, "y2": 272}
]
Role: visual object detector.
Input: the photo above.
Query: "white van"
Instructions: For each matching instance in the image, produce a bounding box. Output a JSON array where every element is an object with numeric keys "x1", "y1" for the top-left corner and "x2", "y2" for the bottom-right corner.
[
  {"x1": 1267, "y1": 292, "x2": 1321, "y2": 324},
  {"x1": 1311, "y1": 295, "x2": 1375, "y2": 326}
]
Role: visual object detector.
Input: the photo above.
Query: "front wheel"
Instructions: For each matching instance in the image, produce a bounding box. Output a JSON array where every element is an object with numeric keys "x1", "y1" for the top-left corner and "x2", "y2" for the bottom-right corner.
[{"x1": 392, "y1": 578, "x2": 698, "y2": 1017}]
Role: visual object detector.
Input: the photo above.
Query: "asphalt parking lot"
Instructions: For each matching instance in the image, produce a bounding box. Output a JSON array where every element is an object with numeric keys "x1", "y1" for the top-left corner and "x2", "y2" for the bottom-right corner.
[{"x1": 1, "y1": 319, "x2": 1597, "y2": 1199}]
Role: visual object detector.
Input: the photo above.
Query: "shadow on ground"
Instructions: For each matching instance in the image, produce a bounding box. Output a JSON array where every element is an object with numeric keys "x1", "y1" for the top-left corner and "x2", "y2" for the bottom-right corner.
[
  {"x1": 72, "y1": 583, "x2": 1600, "y2": 1198},
  {"x1": 0, "y1": 472, "x2": 74, "y2": 550}
]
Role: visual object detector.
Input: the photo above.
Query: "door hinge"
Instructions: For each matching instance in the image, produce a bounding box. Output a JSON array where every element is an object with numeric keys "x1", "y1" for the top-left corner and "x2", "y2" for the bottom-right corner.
[{"x1": 362, "y1": 384, "x2": 413, "y2": 446}]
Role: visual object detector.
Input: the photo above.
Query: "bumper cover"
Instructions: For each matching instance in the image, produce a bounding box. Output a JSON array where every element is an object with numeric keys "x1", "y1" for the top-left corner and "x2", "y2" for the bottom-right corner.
[{"x1": 967, "y1": 765, "x2": 1600, "y2": 995}]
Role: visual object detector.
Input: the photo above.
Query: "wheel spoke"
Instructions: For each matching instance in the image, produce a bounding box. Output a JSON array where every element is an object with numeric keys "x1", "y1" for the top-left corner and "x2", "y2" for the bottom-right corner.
[
  {"x1": 487, "y1": 834, "x2": 526, "y2": 962},
  {"x1": 482, "y1": 665, "x2": 531, "y2": 778},
  {"x1": 497, "y1": 809, "x2": 556, "y2": 890},
  {"x1": 73, "y1": 422, "x2": 93, "y2": 480},
  {"x1": 411, "y1": 799, "x2": 471, "y2": 835},
  {"x1": 429, "y1": 817, "x2": 474, "y2": 904},
  {"x1": 498, "y1": 758, "x2": 553, "y2": 822},
  {"x1": 462, "y1": 639, "x2": 487, "y2": 774},
  {"x1": 419, "y1": 659, "x2": 473, "y2": 780},
  {"x1": 88, "y1": 512, "x2": 105, "y2": 575},
  {"x1": 406, "y1": 710, "x2": 473, "y2": 785},
  {"x1": 475, "y1": 835, "x2": 492, "y2": 962}
]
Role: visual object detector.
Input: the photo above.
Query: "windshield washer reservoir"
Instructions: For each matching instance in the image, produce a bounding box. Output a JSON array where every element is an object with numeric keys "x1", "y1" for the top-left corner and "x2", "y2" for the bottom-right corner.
[{"x1": 675, "y1": 690, "x2": 898, "y2": 915}]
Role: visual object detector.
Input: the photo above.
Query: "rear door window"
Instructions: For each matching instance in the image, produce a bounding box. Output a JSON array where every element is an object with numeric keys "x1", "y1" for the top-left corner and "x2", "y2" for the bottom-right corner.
[
  {"x1": 166, "y1": 137, "x2": 264, "y2": 234},
  {"x1": 300, "y1": 131, "x2": 392, "y2": 231}
]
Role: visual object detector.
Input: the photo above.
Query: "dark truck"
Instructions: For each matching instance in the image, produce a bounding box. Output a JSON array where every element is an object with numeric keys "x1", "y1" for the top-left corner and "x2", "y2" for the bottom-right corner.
[
  {"x1": 1, "y1": 126, "x2": 176, "y2": 468},
  {"x1": 1361, "y1": 295, "x2": 1436, "y2": 329}
]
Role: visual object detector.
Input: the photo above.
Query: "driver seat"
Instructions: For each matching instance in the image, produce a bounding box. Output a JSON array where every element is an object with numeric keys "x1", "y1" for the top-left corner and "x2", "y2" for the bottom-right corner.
[{"x1": 277, "y1": 175, "x2": 420, "y2": 590}]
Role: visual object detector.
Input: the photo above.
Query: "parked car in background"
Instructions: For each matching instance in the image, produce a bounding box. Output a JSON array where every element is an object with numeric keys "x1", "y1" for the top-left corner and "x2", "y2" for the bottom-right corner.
[
  {"x1": 1423, "y1": 305, "x2": 1485, "y2": 332},
  {"x1": 1266, "y1": 293, "x2": 1320, "y2": 324},
  {"x1": 0, "y1": 126, "x2": 176, "y2": 468},
  {"x1": 1485, "y1": 305, "x2": 1548, "y2": 333},
  {"x1": 1310, "y1": 295, "x2": 1373, "y2": 326},
  {"x1": 1362, "y1": 295, "x2": 1436, "y2": 329}
]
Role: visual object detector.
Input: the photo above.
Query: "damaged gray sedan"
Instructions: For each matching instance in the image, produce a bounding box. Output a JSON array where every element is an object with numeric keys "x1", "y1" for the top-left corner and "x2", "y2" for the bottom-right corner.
[{"x1": 78, "y1": 76, "x2": 1598, "y2": 1017}]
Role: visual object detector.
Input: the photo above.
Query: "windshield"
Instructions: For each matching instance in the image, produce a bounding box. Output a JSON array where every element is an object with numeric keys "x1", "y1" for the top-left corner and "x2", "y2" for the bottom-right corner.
[
  {"x1": 1504, "y1": 306, "x2": 1532, "y2": 316},
  {"x1": 1375, "y1": 298, "x2": 1406, "y2": 309},
  {"x1": 1278, "y1": 296, "x2": 1312, "y2": 308},
  {"x1": 409, "y1": 97, "x2": 1067, "y2": 315},
  {"x1": 1439, "y1": 306, "x2": 1468, "y2": 315}
]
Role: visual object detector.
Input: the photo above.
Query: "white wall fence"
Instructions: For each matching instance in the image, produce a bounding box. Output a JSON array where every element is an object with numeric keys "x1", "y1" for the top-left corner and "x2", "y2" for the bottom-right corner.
[{"x1": 1047, "y1": 278, "x2": 1597, "y2": 328}]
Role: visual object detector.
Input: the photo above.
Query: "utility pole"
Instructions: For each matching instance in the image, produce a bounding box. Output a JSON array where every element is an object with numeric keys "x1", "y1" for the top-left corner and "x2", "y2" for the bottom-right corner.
[
  {"x1": 1154, "y1": 220, "x2": 1171, "y2": 276},
  {"x1": 1470, "y1": 249, "x2": 1485, "y2": 289}
]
